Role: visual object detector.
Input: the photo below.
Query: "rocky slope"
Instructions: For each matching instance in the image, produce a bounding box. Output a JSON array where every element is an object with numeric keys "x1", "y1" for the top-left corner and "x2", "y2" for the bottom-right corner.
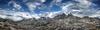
[{"x1": 0, "y1": 14, "x2": 100, "y2": 30}]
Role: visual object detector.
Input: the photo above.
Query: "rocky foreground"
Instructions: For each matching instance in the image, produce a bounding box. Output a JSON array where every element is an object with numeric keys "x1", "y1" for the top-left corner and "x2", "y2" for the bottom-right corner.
[{"x1": 0, "y1": 14, "x2": 100, "y2": 30}]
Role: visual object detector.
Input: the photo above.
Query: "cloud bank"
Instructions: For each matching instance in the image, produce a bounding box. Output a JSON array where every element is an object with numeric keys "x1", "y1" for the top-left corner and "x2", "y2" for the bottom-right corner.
[{"x1": 0, "y1": 0, "x2": 100, "y2": 21}]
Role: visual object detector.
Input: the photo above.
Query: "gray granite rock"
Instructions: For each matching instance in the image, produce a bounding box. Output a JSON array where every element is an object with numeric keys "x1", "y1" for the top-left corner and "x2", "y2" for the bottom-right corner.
[{"x1": 0, "y1": 14, "x2": 100, "y2": 30}]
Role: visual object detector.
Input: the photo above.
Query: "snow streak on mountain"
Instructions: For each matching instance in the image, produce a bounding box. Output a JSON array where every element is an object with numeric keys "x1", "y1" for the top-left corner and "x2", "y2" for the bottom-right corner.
[{"x1": 0, "y1": 0, "x2": 100, "y2": 21}]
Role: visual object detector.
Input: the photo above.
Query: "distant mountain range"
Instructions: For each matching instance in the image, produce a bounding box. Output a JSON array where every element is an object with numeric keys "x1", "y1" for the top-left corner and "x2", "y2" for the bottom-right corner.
[{"x1": 0, "y1": 13, "x2": 100, "y2": 30}]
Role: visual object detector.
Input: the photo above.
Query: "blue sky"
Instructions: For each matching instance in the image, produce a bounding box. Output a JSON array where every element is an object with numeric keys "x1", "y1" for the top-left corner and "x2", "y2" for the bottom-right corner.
[
  {"x1": 0, "y1": 0, "x2": 60, "y2": 13},
  {"x1": 0, "y1": 0, "x2": 100, "y2": 21},
  {"x1": 0, "y1": 0, "x2": 100, "y2": 14}
]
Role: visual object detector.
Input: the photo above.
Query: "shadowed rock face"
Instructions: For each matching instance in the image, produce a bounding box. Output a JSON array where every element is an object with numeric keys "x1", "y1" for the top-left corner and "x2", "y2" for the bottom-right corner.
[{"x1": 0, "y1": 14, "x2": 100, "y2": 30}]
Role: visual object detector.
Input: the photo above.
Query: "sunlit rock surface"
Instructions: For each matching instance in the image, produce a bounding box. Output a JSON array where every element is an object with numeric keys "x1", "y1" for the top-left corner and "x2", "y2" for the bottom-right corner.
[{"x1": 0, "y1": 14, "x2": 100, "y2": 30}]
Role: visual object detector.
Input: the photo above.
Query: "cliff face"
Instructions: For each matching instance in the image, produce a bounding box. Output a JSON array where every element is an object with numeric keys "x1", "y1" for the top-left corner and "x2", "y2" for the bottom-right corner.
[{"x1": 0, "y1": 14, "x2": 100, "y2": 30}]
